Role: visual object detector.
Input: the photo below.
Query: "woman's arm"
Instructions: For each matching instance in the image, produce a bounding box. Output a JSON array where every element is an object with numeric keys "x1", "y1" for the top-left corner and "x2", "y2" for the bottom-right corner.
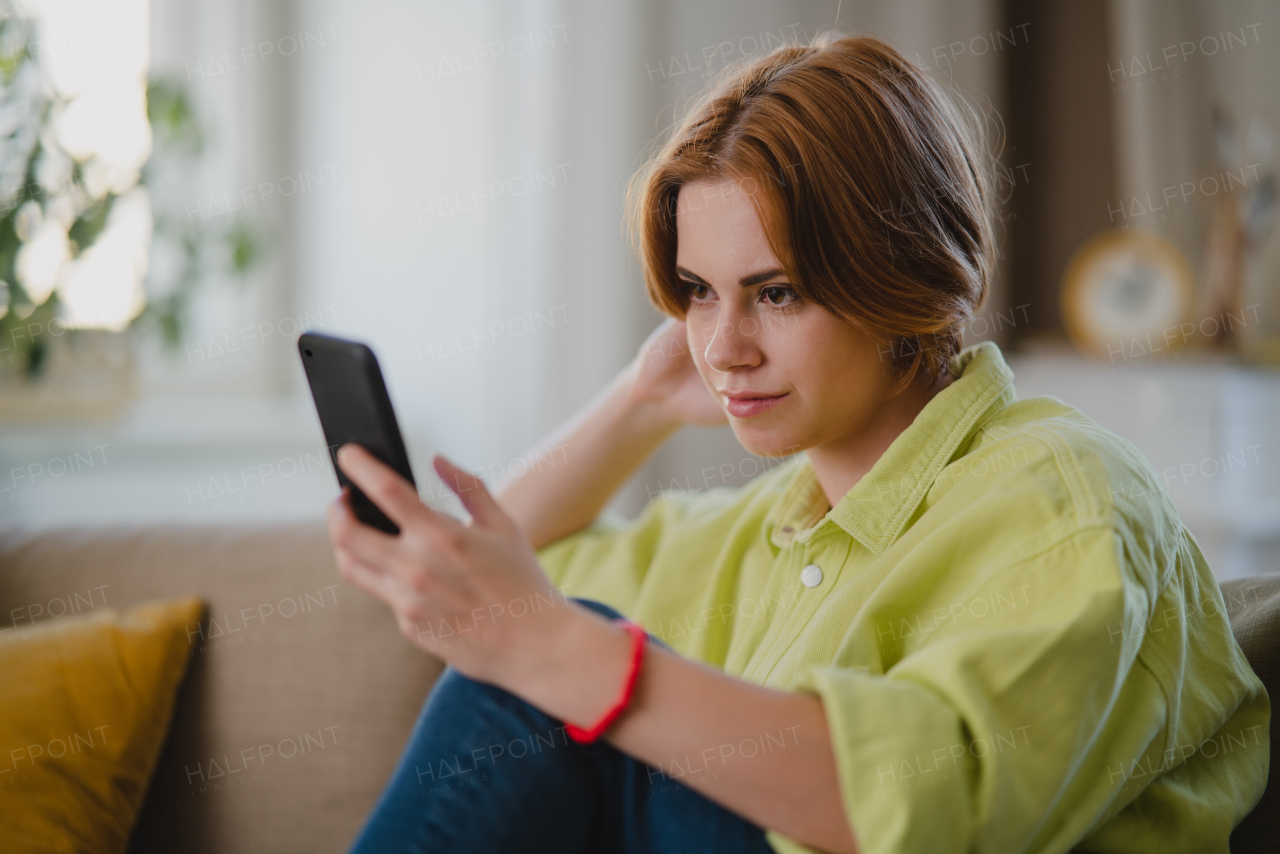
[
  {"x1": 329, "y1": 441, "x2": 860, "y2": 854},
  {"x1": 492, "y1": 364, "x2": 679, "y2": 551},
  {"x1": 508, "y1": 601, "x2": 860, "y2": 854},
  {"x1": 494, "y1": 318, "x2": 726, "y2": 550},
  {"x1": 491, "y1": 322, "x2": 857, "y2": 845}
]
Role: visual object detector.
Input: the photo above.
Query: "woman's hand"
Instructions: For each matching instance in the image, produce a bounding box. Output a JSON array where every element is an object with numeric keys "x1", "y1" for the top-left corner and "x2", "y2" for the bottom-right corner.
[
  {"x1": 325, "y1": 444, "x2": 573, "y2": 686},
  {"x1": 627, "y1": 317, "x2": 727, "y2": 427}
]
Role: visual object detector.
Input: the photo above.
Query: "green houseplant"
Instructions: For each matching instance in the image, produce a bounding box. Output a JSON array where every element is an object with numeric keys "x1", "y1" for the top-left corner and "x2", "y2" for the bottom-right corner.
[{"x1": 0, "y1": 0, "x2": 258, "y2": 388}]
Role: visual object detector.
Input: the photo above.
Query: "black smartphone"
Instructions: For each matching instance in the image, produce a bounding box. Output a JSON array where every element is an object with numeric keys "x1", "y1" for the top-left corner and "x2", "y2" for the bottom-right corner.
[{"x1": 298, "y1": 331, "x2": 416, "y2": 535}]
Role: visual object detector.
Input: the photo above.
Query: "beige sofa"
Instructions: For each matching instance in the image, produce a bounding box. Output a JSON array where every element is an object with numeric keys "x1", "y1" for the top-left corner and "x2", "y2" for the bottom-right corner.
[
  {"x1": 0, "y1": 523, "x2": 1275, "y2": 853},
  {"x1": 0, "y1": 523, "x2": 444, "y2": 853}
]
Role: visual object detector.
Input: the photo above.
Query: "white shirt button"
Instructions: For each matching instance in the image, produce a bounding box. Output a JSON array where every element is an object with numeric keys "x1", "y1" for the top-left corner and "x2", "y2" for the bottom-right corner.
[{"x1": 800, "y1": 564, "x2": 823, "y2": 588}]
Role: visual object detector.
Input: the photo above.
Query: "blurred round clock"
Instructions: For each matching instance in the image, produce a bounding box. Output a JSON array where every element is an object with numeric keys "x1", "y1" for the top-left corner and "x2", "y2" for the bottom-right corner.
[{"x1": 1060, "y1": 231, "x2": 1196, "y2": 361}]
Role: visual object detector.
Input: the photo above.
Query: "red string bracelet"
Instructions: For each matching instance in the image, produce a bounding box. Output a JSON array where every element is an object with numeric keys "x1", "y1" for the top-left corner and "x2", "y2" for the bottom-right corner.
[{"x1": 564, "y1": 617, "x2": 649, "y2": 744}]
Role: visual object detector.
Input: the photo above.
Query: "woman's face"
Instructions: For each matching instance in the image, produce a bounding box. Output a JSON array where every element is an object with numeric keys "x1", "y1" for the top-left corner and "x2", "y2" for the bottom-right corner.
[{"x1": 674, "y1": 179, "x2": 902, "y2": 458}]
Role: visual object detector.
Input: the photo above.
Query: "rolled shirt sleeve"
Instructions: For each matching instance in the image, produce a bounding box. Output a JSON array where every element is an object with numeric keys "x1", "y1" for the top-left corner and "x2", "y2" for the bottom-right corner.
[{"x1": 770, "y1": 523, "x2": 1267, "y2": 854}]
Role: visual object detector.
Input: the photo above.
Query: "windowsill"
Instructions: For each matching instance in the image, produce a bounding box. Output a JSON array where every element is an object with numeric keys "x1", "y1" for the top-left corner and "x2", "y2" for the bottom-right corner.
[{"x1": 0, "y1": 392, "x2": 338, "y2": 529}]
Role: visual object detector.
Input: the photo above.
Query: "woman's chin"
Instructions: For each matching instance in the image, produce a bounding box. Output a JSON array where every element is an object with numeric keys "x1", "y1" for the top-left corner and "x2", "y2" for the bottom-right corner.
[{"x1": 731, "y1": 424, "x2": 807, "y2": 459}]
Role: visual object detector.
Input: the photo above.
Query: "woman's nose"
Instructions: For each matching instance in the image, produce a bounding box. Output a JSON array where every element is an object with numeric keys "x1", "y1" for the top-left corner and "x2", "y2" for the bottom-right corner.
[{"x1": 702, "y1": 311, "x2": 763, "y2": 372}]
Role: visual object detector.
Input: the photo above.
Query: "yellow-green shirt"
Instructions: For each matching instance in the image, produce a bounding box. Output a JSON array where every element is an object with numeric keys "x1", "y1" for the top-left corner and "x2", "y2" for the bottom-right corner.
[{"x1": 535, "y1": 340, "x2": 1269, "y2": 853}]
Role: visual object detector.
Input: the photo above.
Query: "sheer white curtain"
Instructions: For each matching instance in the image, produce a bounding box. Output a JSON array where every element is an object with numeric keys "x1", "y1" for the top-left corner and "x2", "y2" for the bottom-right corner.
[
  {"x1": 290, "y1": 0, "x2": 1005, "y2": 517},
  {"x1": 147, "y1": 0, "x2": 297, "y2": 395},
  {"x1": 290, "y1": 0, "x2": 666, "y2": 512},
  {"x1": 1, "y1": 0, "x2": 1007, "y2": 529}
]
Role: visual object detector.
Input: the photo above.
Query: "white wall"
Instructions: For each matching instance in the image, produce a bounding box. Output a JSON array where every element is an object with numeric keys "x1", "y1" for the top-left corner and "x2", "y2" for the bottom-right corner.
[{"x1": 289, "y1": 0, "x2": 661, "y2": 478}]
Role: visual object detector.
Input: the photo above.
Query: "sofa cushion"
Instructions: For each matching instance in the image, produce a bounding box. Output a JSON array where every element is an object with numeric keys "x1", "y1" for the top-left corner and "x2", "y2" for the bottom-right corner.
[
  {"x1": 1222, "y1": 574, "x2": 1280, "y2": 852},
  {"x1": 0, "y1": 595, "x2": 204, "y2": 854}
]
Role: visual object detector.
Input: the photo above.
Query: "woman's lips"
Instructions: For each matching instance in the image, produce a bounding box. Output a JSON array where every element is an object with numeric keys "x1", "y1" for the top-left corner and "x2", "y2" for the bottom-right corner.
[{"x1": 725, "y1": 393, "x2": 788, "y2": 418}]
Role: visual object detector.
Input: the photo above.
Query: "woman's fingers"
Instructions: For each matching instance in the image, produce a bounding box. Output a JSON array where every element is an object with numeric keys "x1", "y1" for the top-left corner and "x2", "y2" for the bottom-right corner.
[
  {"x1": 432, "y1": 453, "x2": 511, "y2": 531},
  {"x1": 333, "y1": 544, "x2": 405, "y2": 605},
  {"x1": 335, "y1": 444, "x2": 423, "y2": 530},
  {"x1": 326, "y1": 487, "x2": 399, "y2": 566},
  {"x1": 336, "y1": 444, "x2": 468, "y2": 543},
  {"x1": 325, "y1": 447, "x2": 556, "y2": 667}
]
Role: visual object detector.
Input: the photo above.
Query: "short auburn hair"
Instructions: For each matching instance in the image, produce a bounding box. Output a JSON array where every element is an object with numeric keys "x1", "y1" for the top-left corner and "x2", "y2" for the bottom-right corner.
[{"x1": 625, "y1": 31, "x2": 995, "y2": 393}]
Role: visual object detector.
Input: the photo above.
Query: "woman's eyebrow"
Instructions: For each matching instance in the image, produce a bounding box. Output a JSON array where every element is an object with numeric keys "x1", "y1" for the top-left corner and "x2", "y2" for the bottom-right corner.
[{"x1": 674, "y1": 266, "x2": 788, "y2": 287}]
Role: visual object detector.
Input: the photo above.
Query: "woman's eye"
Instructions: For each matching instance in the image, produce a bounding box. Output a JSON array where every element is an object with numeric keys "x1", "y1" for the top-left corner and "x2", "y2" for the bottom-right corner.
[
  {"x1": 683, "y1": 281, "x2": 711, "y2": 300},
  {"x1": 761, "y1": 286, "x2": 798, "y2": 307}
]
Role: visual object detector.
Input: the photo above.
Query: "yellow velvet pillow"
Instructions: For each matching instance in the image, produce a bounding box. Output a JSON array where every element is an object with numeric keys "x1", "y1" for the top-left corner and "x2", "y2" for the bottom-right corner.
[{"x1": 0, "y1": 595, "x2": 205, "y2": 853}]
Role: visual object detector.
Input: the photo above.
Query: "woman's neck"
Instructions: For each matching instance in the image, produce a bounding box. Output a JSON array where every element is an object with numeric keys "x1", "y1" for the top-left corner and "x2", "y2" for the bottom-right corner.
[{"x1": 806, "y1": 367, "x2": 955, "y2": 511}]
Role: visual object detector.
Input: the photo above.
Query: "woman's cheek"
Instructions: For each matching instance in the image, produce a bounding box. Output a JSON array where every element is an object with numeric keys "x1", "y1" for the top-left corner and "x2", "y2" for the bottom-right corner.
[{"x1": 687, "y1": 330, "x2": 711, "y2": 376}]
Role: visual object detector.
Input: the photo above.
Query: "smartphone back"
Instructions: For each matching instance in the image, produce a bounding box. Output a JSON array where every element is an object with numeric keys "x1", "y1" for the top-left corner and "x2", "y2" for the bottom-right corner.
[{"x1": 298, "y1": 332, "x2": 416, "y2": 534}]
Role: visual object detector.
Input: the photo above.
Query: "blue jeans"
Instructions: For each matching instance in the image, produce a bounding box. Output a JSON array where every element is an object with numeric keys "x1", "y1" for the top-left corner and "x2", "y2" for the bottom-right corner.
[{"x1": 347, "y1": 598, "x2": 777, "y2": 854}]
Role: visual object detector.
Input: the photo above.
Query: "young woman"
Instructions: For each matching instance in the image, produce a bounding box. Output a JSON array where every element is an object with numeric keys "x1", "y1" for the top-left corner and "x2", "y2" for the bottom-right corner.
[{"x1": 327, "y1": 32, "x2": 1269, "y2": 854}]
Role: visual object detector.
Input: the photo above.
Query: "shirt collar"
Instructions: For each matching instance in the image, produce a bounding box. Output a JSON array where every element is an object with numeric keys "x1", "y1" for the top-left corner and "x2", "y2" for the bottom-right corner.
[{"x1": 765, "y1": 340, "x2": 1017, "y2": 555}]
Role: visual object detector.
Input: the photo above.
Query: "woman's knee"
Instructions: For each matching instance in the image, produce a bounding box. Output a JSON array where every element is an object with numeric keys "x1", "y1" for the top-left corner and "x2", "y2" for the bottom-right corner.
[{"x1": 424, "y1": 663, "x2": 565, "y2": 738}]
